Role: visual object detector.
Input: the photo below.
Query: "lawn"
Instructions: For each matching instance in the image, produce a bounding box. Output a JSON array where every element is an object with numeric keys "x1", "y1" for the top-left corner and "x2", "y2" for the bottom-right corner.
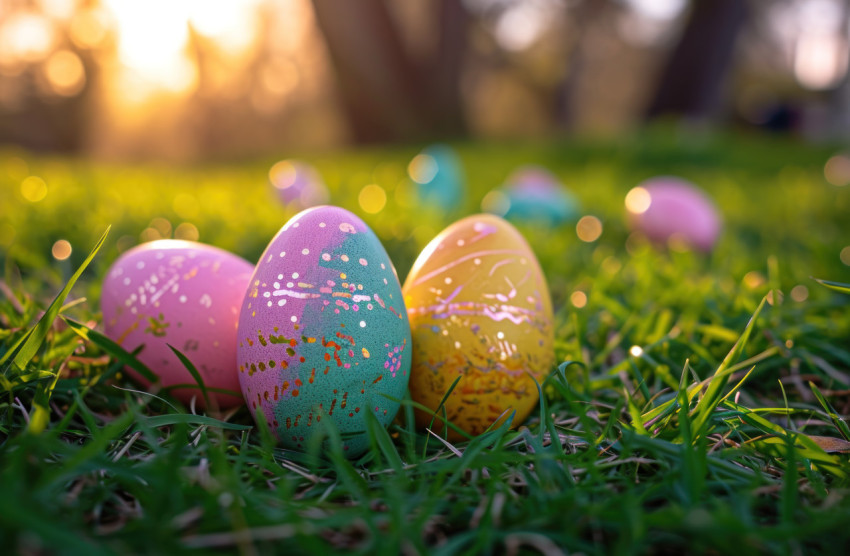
[{"x1": 2, "y1": 130, "x2": 850, "y2": 554}]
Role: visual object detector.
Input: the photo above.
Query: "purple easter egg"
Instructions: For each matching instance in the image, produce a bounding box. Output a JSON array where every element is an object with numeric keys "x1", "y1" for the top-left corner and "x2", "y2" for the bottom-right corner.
[
  {"x1": 269, "y1": 160, "x2": 329, "y2": 208},
  {"x1": 101, "y1": 240, "x2": 253, "y2": 408},
  {"x1": 237, "y1": 206, "x2": 411, "y2": 456},
  {"x1": 626, "y1": 177, "x2": 721, "y2": 252}
]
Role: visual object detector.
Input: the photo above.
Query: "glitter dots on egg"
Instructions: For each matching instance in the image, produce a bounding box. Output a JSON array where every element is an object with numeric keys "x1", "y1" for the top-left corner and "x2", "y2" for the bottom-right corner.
[
  {"x1": 101, "y1": 240, "x2": 253, "y2": 409},
  {"x1": 237, "y1": 206, "x2": 412, "y2": 457}
]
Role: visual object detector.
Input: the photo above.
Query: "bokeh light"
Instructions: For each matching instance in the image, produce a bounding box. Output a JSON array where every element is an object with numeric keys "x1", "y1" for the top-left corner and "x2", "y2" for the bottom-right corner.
[
  {"x1": 625, "y1": 186, "x2": 652, "y2": 214},
  {"x1": 790, "y1": 284, "x2": 809, "y2": 302},
  {"x1": 576, "y1": 215, "x2": 603, "y2": 242},
  {"x1": 51, "y1": 239, "x2": 72, "y2": 261},
  {"x1": 570, "y1": 290, "x2": 587, "y2": 308},
  {"x1": 69, "y1": 8, "x2": 109, "y2": 49},
  {"x1": 175, "y1": 222, "x2": 200, "y2": 241},
  {"x1": 743, "y1": 271, "x2": 766, "y2": 289},
  {"x1": 480, "y1": 190, "x2": 510, "y2": 216},
  {"x1": 150, "y1": 217, "x2": 172, "y2": 238},
  {"x1": 20, "y1": 176, "x2": 48, "y2": 202},
  {"x1": 0, "y1": 13, "x2": 54, "y2": 64},
  {"x1": 140, "y1": 227, "x2": 162, "y2": 242},
  {"x1": 269, "y1": 161, "x2": 298, "y2": 191},
  {"x1": 840, "y1": 246, "x2": 850, "y2": 265},
  {"x1": 44, "y1": 50, "x2": 86, "y2": 96},
  {"x1": 667, "y1": 232, "x2": 691, "y2": 253},
  {"x1": 629, "y1": 345, "x2": 644, "y2": 357},
  {"x1": 358, "y1": 184, "x2": 387, "y2": 214},
  {"x1": 408, "y1": 154, "x2": 438, "y2": 184},
  {"x1": 824, "y1": 154, "x2": 850, "y2": 186},
  {"x1": 766, "y1": 290, "x2": 784, "y2": 306}
]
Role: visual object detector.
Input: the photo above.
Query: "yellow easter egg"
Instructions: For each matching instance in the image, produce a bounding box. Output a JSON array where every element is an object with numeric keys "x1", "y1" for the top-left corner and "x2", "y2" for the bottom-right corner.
[{"x1": 403, "y1": 214, "x2": 555, "y2": 437}]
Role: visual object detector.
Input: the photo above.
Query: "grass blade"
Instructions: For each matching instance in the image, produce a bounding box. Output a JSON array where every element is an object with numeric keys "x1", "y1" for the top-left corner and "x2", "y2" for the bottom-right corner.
[
  {"x1": 690, "y1": 296, "x2": 766, "y2": 439},
  {"x1": 167, "y1": 343, "x2": 210, "y2": 408},
  {"x1": 63, "y1": 317, "x2": 159, "y2": 385},
  {"x1": 812, "y1": 277, "x2": 850, "y2": 295},
  {"x1": 6, "y1": 227, "x2": 109, "y2": 373},
  {"x1": 809, "y1": 381, "x2": 850, "y2": 441}
]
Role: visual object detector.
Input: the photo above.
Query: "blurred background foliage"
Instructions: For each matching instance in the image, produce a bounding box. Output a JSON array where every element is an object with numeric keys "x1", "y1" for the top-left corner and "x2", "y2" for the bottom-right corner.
[{"x1": 0, "y1": 0, "x2": 850, "y2": 160}]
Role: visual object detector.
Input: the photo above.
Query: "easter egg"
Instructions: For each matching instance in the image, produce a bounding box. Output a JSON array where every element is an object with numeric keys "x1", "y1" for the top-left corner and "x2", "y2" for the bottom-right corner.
[
  {"x1": 403, "y1": 214, "x2": 555, "y2": 437},
  {"x1": 237, "y1": 206, "x2": 411, "y2": 456},
  {"x1": 101, "y1": 240, "x2": 253, "y2": 408},
  {"x1": 494, "y1": 165, "x2": 580, "y2": 225},
  {"x1": 625, "y1": 177, "x2": 721, "y2": 252},
  {"x1": 269, "y1": 159, "x2": 330, "y2": 208},
  {"x1": 407, "y1": 144, "x2": 465, "y2": 210}
]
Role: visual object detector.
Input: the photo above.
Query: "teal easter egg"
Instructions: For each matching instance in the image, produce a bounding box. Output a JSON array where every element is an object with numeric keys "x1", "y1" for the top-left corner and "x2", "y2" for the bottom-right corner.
[
  {"x1": 237, "y1": 206, "x2": 411, "y2": 457},
  {"x1": 496, "y1": 165, "x2": 580, "y2": 225},
  {"x1": 408, "y1": 144, "x2": 465, "y2": 210}
]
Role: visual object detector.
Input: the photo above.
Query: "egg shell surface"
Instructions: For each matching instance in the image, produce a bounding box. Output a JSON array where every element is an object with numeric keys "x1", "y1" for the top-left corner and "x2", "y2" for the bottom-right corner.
[
  {"x1": 403, "y1": 214, "x2": 555, "y2": 437},
  {"x1": 101, "y1": 240, "x2": 253, "y2": 408},
  {"x1": 237, "y1": 206, "x2": 411, "y2": 456},
  {"x1": 501, "y1": 165, "x2": 580, "y2": 225},
  {"x1": 628, "y1": 177, "x2": 721, "y2": 252},
  {"x1": 269, "y1": 159, "x2": 330, "y2": 208}
]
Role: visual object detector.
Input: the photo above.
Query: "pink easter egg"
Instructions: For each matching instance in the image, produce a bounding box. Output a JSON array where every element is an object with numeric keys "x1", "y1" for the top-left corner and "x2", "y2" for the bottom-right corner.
[
  {"x1": 101, "y1": 240, "x2": 254, "y2": 408},
  {"x1": 625, "y1": 177, "x2": 721, "y2": 252}
]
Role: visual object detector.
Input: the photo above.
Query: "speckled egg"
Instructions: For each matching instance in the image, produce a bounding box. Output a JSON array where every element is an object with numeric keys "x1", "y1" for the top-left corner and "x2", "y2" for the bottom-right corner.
[
  {"x1": 403, "y1": 214, "x2": 554, "y2": 437},
  {"x1": 237, "y1": 206, "x2": 411, "y2": 456},
  {"x1": 625, "y1": 177, "x2": 722, "y2": 252},
  {"x1": 101, "y1": 240, "x2": 253, "y2": 408},
  {"x1": 269, "y1": 159, "x2": 330, "y2": 208},
  {"x1": 407, "y1": 144, "x2": 465, "y2": 210},
  {"x1": 496, "y1": 165, "x2": 580, "y2": 225}
]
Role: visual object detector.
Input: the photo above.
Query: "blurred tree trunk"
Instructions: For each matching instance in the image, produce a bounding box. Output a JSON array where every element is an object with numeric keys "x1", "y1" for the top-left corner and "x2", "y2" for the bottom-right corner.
[
  {"x1": 311, "y1": 0, "x2": 468, "y2": 144},
  {"x1": 555, "y1": 0, "x2": 613, "y2": 129},
  {"x1": 828, "y1": 0, "x2": 850, "y2": 139},
  {"x1": 646, "y1": 0, "x2": 749, "y2": 121}
]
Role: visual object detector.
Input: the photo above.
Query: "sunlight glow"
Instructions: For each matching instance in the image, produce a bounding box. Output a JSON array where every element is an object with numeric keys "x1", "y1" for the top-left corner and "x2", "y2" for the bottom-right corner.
[
  {"x1": 188, "y1": 0, "x2": 259, "y2": 52},
  {"x1": 622, "y1": 0, "x2": 687, "y2": 21},
  {"x1": 629, "y1": 345, "x2": 643, "y2": 357},
  {"x1": 0, "y1": 13, "x2": 54, "y2": 63},
  {"x1": 69, "y1": 9, "x2": 110, "y2": 49},
  {"x1": 102, "y1": 0, "x2": 261, "y2": 101},
  {"x1": 105, "y1": 0, "x2": 195, "y2": 95},
  {"x1": 794, "y1": 34, "x2": 848, "y2": 90},
  {"x1": 494, "y1": 2, "x2": 551, "y2": 52}
]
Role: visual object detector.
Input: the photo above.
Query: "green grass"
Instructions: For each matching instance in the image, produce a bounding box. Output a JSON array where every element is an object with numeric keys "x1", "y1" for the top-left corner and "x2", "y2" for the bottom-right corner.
[{"x1": 2, "y1": 129, "x2": 850, "y2": 554}]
